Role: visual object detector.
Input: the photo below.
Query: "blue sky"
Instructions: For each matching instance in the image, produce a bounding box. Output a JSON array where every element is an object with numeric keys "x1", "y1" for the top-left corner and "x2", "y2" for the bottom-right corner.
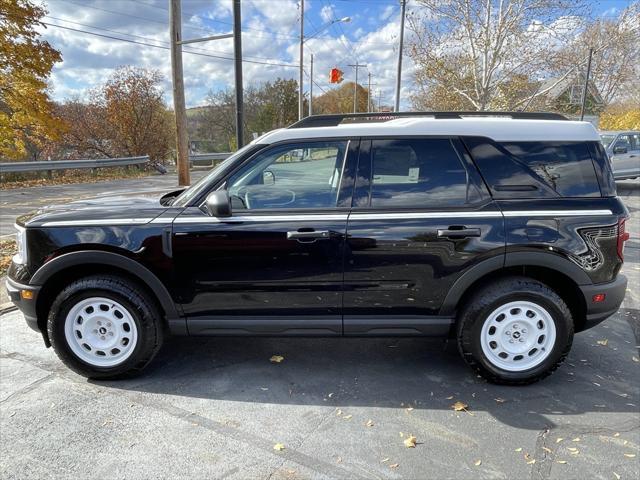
[{"x1": 39, "y1": 0, "x2": 633, "y2": 109}]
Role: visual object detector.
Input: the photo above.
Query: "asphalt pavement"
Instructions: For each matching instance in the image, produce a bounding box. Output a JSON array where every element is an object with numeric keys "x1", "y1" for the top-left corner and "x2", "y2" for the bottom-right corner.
[{"x1": 0, "y1": 178, "x2": 638, "y2": 480}]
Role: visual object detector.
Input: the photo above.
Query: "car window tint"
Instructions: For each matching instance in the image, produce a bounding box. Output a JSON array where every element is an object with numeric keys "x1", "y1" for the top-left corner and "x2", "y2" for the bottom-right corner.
[
  {"x1": 369, "y1": 139, "x2": 474, "y2": 207},
  {"x1": 227, "y1": 141, "x2": 347, "y2": 210},
  {"x1": 501, "y1": 142, "x2": 600, "y2": 197}
]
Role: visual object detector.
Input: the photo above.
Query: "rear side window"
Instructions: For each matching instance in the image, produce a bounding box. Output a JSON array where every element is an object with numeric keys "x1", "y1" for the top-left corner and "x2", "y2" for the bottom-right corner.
[
  {"x1": 500, "y1": 142, "x2": 600, "y2": 197},
  {"x1": 367, "y1": 138, "x2": 479, "y2": 207}
]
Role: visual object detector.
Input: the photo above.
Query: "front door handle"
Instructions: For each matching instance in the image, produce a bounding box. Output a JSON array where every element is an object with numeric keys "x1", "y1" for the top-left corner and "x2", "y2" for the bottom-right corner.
[
  {"x1": 437, "y1": 227, "x2": 481, "y2": 239},
  {"x1": 287, "y1": 230, "x2": 331, "y2": 243}
]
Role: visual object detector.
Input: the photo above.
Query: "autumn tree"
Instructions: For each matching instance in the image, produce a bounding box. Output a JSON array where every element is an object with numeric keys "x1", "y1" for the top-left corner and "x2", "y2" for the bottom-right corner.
[
  {"x1": 59, "y1": 67, "x2": 173, "y2": 161},
  {"x1": 548, "y1": 2, "x2": 640, "y2": 106},
  {"x1": 193, "y1": 78, "x2": 302, "y2": 151},
  {"x1": 0, "y1": 0, "x2": 63, "y2": 160},
  {"x1": 312, "y1": 82, "x2": 370, "y2": 114},
  {"x1": 408, "y1": 0, "x2": 587, "y2": 111}
]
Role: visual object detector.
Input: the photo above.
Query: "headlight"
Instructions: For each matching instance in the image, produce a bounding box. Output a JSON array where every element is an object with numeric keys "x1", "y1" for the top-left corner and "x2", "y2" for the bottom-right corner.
[{"x1": 13, "y1": 224, "x2": 27, "y2": 265}]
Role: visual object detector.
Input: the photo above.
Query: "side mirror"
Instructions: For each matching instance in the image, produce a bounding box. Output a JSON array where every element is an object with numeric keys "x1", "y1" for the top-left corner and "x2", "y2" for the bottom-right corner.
[
  {"x1": 205, "y1": 190, "x2": 232, "y2": 217},
  {"x1": 613, "y1": 145, "x2": 628, "y2": 154},
  {"x1": 263, "y1": 170, "x2": 275, "y2": 185}
]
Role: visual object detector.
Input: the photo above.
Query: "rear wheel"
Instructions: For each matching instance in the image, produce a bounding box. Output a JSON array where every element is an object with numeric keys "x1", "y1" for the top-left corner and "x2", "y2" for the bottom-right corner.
[
  {"x1": 457, "y1": 277, "x2": 573, "y2": 385},
  {"x1": 48, "y1": 275, "x2": 163, "y2": 379}
]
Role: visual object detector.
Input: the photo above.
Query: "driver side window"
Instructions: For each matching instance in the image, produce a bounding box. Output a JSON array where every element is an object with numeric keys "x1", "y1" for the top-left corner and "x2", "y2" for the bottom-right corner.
[{"x1": 227, "y1": 140, "x2": 348, "y2": 210}]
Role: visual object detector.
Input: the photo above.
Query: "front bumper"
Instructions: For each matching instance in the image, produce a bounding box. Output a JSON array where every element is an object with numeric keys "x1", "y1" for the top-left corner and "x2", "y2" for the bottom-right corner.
[
  {"x1": 5, "y1": 277, "x2": 40, "y2": 332},
  {"x1": 579, "y1": 274, "x2": 627, "y2": 331}
]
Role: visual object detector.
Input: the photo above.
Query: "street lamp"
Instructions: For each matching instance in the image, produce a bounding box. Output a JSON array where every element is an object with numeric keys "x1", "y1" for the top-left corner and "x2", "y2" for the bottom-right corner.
[{"x1": 298, "y1": 11, "x2": 351, "y2": 119}]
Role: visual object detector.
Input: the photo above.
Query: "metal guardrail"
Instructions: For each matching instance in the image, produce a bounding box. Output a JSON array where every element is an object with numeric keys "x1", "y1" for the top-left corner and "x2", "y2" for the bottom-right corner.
[
  {"x1": 190, "y1": 152, "x2": 231, "y2": 167},
  {"x1": 0, "y1": 155, "x2": 149, "y2": 173},
  {"x1": 0, "y1": 152, "x2": 233, "y2": 174}
]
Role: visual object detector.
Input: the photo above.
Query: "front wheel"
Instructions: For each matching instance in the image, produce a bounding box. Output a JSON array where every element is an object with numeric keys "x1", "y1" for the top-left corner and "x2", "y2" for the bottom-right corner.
[
  {"x1": 47, "y1": 275, "x2": 163, "y2": 379},
  {"x1": 457, "y1": 277, "x2": 574, "y2": 385}
]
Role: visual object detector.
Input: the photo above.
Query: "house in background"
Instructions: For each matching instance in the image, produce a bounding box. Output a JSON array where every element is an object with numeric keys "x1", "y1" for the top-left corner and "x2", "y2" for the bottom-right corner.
[{"x1": 535, "y1": 73, "x2": 605, "y2": 126}]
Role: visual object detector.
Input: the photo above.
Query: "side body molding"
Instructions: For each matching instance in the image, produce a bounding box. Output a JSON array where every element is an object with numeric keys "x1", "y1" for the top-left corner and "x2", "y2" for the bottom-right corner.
[{"x1": 31, "y1": 250, "x2": 183, "y2": 330}]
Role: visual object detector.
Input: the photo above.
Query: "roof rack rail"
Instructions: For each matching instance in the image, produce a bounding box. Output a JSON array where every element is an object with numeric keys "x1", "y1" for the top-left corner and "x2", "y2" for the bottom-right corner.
[{"x1": 289, "y1": 111, "x2": 568, "y2": 128}]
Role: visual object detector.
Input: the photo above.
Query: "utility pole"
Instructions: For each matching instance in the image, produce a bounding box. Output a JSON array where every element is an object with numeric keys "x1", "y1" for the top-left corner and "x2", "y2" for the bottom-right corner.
[
  {"x1": 394, "y1": 0, "x2": 406, "y2": 112},
  {"x1": 580, "y1": 47, "x2": 594, "y2": 121},
  {"x1": 309, "y1": 53, "x2": 313, "y2": 116},
  {"x1": 298, "y1": 0, "x2": 304, "y2": 120},
  {"x1": 348, "y1": 63, "x2": 366, "y2": 113},
  {"x1": 169, "y1": 0, "x2": 234, "y2": 184},
  {"x1": 378, "y1": 89, "x2": 382, "y2": 111},
  {"x1": 367, "y1": 72, "x2": 372, "y2": 112},
  {"x1": 169, "y1": 0, "x2": 189, "y2": 186},
  {"x1": 233, "y1": 0, "x2": 244, "y2": 147}
]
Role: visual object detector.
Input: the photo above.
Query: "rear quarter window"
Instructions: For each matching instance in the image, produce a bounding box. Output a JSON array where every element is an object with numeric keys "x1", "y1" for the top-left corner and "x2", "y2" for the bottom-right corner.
[{"x1": 500, "y1": 142, "x2": 600, "y2": 197}]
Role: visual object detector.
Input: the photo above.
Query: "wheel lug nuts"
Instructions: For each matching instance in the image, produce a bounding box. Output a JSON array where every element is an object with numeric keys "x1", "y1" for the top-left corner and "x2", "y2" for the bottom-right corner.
[
  {"x1": 522, "y1": 329, "x2": 527, "y2": 333},
  {"x1": 506, "y1": 331, "x2": 511, "y2": 336},
  {"x1": 101, "y1": 336, "x2": 105, "y2": 340},
  {"x1": 509, "y1": 339, "x2": 514, "y2": 343},
  {"x1": 519, "y1": 338, "x2": 524, "y2": 342},
  {"x1": 109, "y1": 332, "x2": 114, "y2": 336},
  {"x1": 107, "y1": 323, "x2": 111, "y2": 327}
]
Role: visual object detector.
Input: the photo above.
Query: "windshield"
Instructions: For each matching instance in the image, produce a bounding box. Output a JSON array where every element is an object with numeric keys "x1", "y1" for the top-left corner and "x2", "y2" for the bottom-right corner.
[
  {"x1": 600, "y1": 134, "x2": 616, "y2": 148},
  {"x1": 172, "y1": 144, "x2": 258, "y2": 207}
]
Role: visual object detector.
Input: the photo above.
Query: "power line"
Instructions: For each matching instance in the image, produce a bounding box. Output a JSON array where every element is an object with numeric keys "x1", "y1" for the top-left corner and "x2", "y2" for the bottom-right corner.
[
  {"x1": 43, "y1": 15, "x2": 293, "y2": 64},
  {"x1": 41, "y1": 22, "x2": 299, "y2": 68}
]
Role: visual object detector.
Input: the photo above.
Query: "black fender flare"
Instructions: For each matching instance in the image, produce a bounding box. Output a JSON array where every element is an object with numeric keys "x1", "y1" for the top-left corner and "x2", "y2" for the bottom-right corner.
[
  {"x1": 31, "y1": 250, "x2": 181, "y2": 322},
  {"x1": 439, "y1": 252, "x2": 591, "y2": 316}
]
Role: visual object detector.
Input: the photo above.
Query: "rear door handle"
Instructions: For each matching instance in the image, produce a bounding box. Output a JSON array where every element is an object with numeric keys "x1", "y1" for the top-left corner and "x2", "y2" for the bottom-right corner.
[
  {"x1": 437, "y1": 227, "x2": 481, "y2": 239},
  {"x1": 287, "y1": 230, "x2": 331, "y2": 243}
]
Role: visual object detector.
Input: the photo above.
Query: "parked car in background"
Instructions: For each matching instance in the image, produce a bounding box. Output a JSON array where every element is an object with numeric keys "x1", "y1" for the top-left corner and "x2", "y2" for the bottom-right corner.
[{"x1": 599, "y1": 130, "x2": 640, "y2": 180}]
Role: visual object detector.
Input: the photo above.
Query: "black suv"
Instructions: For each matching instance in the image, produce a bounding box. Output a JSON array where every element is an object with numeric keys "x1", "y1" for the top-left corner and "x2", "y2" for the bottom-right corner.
[{"x1": 6, "y1": 112, "x2": 629, "y2": 385}]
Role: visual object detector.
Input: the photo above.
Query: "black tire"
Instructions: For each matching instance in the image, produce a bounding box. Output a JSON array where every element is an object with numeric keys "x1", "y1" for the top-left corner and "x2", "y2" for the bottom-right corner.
[
  {"x1": 47, "y1": 275, "x2": 163, "y2": 379},
  {"x1": 456, "y1": 277, "x2": 573, "y2": 385}
]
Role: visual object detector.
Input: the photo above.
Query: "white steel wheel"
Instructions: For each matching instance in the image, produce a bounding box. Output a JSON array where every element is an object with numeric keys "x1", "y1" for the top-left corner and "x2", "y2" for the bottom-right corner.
[
  {"x1": 480, "y1": 300, "x2": 557, "y2": 372},
  {"x1": 64, "y1": 297, "x2": 139, "y2": 367}
]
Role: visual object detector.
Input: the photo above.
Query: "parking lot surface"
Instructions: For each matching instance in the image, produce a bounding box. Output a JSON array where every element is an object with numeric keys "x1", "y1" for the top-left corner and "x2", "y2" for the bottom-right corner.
[{"x1": 1, "y1": 180, "x2": 639, "y2": 480}]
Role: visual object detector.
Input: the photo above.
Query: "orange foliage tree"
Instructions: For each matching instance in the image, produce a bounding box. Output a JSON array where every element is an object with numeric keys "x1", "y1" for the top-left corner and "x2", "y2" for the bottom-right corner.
[{"x1": 0, "y1": 0, "x2": 63, "y2": 160}]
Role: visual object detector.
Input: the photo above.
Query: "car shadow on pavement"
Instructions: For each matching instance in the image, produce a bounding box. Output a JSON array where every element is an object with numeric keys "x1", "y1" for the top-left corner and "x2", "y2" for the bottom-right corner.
[{"x1": 96, "y1": 309, "x2": 640, "y2": 432}]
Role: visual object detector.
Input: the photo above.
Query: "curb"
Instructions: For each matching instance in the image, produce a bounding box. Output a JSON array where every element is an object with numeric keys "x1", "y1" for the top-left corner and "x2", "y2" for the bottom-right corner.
[{"x1": 0, "y1": 302, "x2": 17, "y2": 316}]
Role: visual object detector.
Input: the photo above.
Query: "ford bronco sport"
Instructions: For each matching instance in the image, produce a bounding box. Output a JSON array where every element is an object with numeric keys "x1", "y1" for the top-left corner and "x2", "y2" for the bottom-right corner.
[{"x1": 6, "y1": 112, "x2": 630, "y2": 385}]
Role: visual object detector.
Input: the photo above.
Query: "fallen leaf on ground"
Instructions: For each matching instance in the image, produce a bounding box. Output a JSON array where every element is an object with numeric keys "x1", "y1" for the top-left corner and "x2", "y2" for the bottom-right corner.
[
  {"x1": 343, "y1": 415, "x2": 352, "y2": 420},
  {"x1": 452, "y1": 401, "x2": 469, "y2": 412},
  {"x1": 515, "y1": 447, "x2": 522, "y2": 452},
  {"x1": 632, "y1": 356, "x2": 639, "y2": 363},
  {"x1": 556, "y1": 460, "x2": 567, "y2": 464},
  {"x1": 381, "y1": 458, "x2": 389, "y2": 463},
  {"x1": 474, "y1": 459, "x2": 482, "y2": 466},
  {"x1": 270, "y1": 355, "x2": 284, "y2": 363},
  {"x1": 273, "y1": 443, "x2": 285, "y2": 451},
  {"x1": 613, "y1": 472, "x2": 620, "y2": 480},
  {"x1": 445, "y1": 395, "x2": 454, "y2": 400},
  {"x1": 542, "y1": 447, "x2": 552, "y2": 453},
  {"x1": 366, "y1": 419, "x2": 374, "y2": 427},
  {"x1": 556, "y1": 438, "x2": 564, "y2": 443},
  {"x1": 527, "y1": 459, "x2": 536, "y2": 465},
  {"x1": 389, "y1": 463, "x2": 399, "y2": 468},
  {"x1": 336, "y1": 409, "x2": 342, "y2": 416},
  {"x1": 614, "y1": 432, "x2": 620, "y2": 437},
  {"x1": 624, "y1": 453, "x2": 636, "y2": 458},
  {"x1": 567, "y1": 447, "x2": 578, "y2": 452},
  {"x1": 406, "y1": 407, "x2": 414, "y2": 412},
  {"x1": 404, "y1": 435, "x2": 417, "y2": 448},
  {"x1": 494, "y1": 398, "x2": 506, "y2": 403},
  {"x1": 596, "y1": 339, "x2": 609, "y2": 346},
  {"x1": 572, "y1": 437, "x2": 580, "y2": 442},
  {"x1": 336, "y1": 456, "x2": 342, "y2": 463}
]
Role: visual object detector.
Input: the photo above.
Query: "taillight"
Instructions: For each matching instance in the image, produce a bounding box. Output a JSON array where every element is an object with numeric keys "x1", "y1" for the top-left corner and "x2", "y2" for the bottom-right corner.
[{"x1": 617, "y1": 218, "x2": 630, "y2": 261}]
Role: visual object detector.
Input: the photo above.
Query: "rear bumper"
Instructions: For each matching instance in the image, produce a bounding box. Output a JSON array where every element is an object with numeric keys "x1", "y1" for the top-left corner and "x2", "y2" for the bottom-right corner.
[
  {"x1": 5, "y1": 277, "x2": 40, "y2": 332},
  {"x1": 579, "y1": 274, "x2": 627, "y2": 331}
]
